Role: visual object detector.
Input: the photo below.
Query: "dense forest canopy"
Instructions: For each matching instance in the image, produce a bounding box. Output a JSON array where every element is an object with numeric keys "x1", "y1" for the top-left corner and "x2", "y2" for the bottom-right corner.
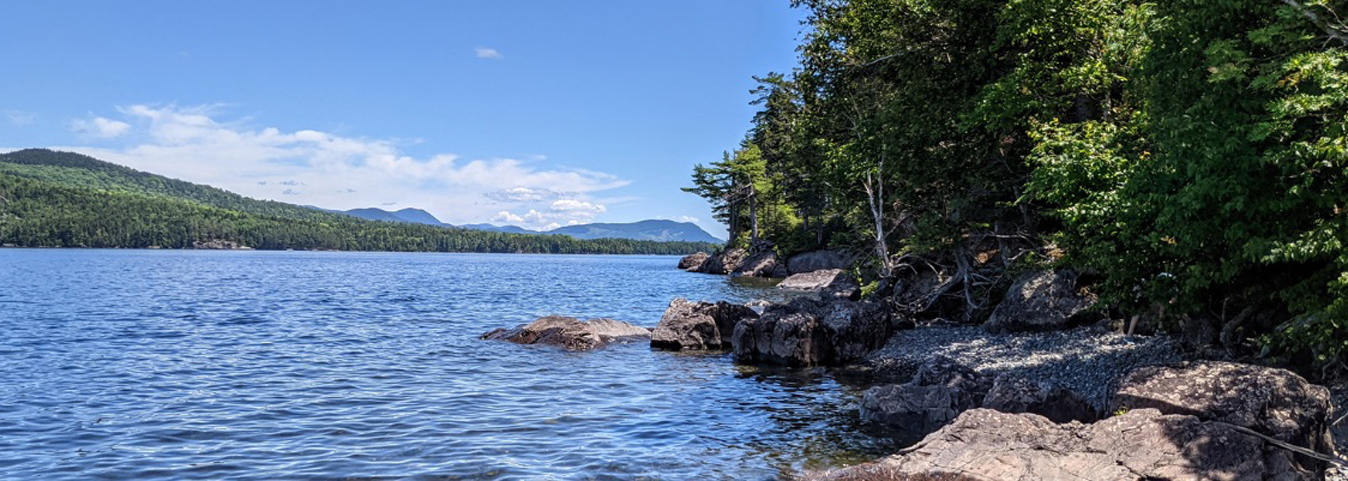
[
  {"x1": 687, "y1": 0, "x2": 1348, "y2": 370},
  {"x1": 0, "y1": 149, "x2": 719, "y2": 255}
]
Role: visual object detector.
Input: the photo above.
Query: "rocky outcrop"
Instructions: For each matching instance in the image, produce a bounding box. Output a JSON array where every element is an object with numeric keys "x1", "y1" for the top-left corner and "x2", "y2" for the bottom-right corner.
[
  {"x1": 481, "y1": 316, "x2": 650, "y2": 350},
  {"x1": 698, "y1": 248, "x2": 747, "y2": 275},
  {"x1": 861, "y1": 357, "x2": 1100, "y2": 439},
  {"x1": 193, "y1": 239, "x2": 251, "y2": 250},
  {"x1": 815, "y1": 408, "x2": 1314, "y2": 481},
  {"x1": 787, "y1": 250, "x2": 851, "y2": 274},
  {"x1": 861, "y1": 359, "x2": 990, "y2": 441},
  {"x1": 650, "y1": 298, "x2": 759, "y2": 351},
  {"x1": 777, "y1": 269, "x2": 859, "y2": 298},
  {"x1": 1111, "y1": 360, "x2": 1333, "y2": 473},
  {"x1": 732, "y1": 251, "x2": 781, "y2": 278},
  {"x1": 984, "y1": 374, "x2": 1099, "y2": 423},
  {"x1": 677, "y1": 252, "x2": 709, "y2": 270},
  {"x1": 984, "y1": 270, "x2": 1097, "y2": 333},
  {"x1": 731, "y1": 296, "x2": 890, "y2": 366}
]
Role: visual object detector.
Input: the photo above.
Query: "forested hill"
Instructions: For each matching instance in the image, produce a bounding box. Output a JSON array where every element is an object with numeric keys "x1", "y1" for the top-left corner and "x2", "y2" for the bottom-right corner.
[{"x1": 0, "y1": 149, "x2": 719, "y2": 254}]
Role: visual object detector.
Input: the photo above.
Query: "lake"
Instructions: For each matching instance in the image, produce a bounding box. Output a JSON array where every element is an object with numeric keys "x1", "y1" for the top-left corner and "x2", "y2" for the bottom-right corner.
[{"x1": 0, "y1": 249, "x2": 892, "y2": 480}]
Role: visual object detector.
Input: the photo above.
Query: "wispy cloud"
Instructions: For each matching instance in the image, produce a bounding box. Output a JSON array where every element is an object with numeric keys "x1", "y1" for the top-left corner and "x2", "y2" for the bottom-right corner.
[
  {"x1": 57, "y1": 104, "x2": 629, "y2": 227},
  {"x1": 4, "y1": 110, "x2": 36, "y2": 126},
  {"x1": 474, "y1": 47, "x2": 503, "y2": 60},
  {"x1": 69, "y1": 116, "x2": 131, "y2": 138}
]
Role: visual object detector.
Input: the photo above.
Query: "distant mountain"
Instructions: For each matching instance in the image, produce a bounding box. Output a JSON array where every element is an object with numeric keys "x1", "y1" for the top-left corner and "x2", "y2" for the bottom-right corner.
[
  {"x1": 458, "y1": 223, "x2": 536, "y2": 234},
  {"x1": 546, "y1": 220, "x2": 723, "y2": 243},
  {"x1": 323, "y1": 207, "x2": 724, "y2": 243},
  {"x1": 337, "y1": 207, "x2": 445, "y2": 226}
]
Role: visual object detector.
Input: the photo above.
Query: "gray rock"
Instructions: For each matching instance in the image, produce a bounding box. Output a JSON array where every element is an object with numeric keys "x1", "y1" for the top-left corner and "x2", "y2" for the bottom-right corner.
[
  {"x1": 860, "y1": 357, "x2": 991, "y2": 439},
  {"x1": 732, "y1": 296, "x2": 890, "y2": 366},
  {"x1": 812, "y1": 408, "x2": 1313, "y2": 481},
  {"x1": 649, "y1": 298, "x2": 759, "y2": 351},
  {"x1": 984, "y1": 270, "x2": 1097, "y2": 334},
  {"x1": 698, "y1": 248, "x2": 747, "y2": 275},
  {"x1": 732, "y1": 251, "x2": 780, "y2": 277},
  {"x1": 677, "y1": 252, "x2": 709, "y2": 270},
  {"x1": 787, "y1": 250, "x2": 851, "y2": 274},
  {"x1": 984, "y1": 374, "x2": 1098, "y2": 423},
  {"x1": 481, "y1": 316, "x2": 650, "y2": 350},
  {"x1": 777, "y1": 269, "x2": 859, "y2": 298},
  {"x1": 1112, "y1": 360, "x2": 1333, "y2": 473}
]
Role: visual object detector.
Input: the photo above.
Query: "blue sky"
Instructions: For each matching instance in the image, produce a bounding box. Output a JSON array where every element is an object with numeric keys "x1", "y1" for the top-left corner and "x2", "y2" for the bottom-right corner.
[{"x1": 0, "y1": 1, "x2": 806, "y2": 238}]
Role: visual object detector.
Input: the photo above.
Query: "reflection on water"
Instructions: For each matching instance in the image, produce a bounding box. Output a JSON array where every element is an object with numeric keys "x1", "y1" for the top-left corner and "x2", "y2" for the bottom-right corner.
[{"x1": 0, "y1": 249, "x2": 891, "y2": 480}]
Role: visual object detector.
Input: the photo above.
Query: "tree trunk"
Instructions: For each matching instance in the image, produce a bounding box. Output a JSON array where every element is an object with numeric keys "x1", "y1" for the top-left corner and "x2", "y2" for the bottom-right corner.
[
  {"x1": 749, "y1": 184, "x2": 759, "y2": 245},
  {"x1": 864, "y1": 166, "x2": 892, "y2": 277}
]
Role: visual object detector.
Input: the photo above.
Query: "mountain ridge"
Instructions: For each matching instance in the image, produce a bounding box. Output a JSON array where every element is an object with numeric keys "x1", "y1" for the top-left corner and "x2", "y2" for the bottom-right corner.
[{"x1": 326, "y1": 207, "x2": 724, "y2": 243}]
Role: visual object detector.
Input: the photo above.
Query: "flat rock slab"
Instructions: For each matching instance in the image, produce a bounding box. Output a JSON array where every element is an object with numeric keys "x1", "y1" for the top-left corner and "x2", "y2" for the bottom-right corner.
[
  {"x1": 813, "y1": 408, "x2": 1313, "y2": 481},
  {"x1": 777, "y1": 269, "x2": 859, "y2": 298},
  {"x1": 481, "y1": 316, "x2": 650, "y2": 350}
]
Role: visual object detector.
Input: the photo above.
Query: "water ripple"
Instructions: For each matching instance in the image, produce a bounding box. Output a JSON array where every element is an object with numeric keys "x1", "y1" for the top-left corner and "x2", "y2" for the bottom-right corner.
[{"x1": 0, "y1": 250, "x2": 891, "y2": 480}]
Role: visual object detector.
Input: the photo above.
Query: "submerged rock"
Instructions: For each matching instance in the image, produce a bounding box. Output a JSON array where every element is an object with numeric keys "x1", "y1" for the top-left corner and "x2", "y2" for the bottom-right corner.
[
  {"x1": 814, "y1": 408, "x2": 1313, "y2": 481},
  {"x1": 1112, "y1": 360, "x2": 1333, "y2": 473},
  {"x1": 777, "y1": 269, "x2": 859, "y2": 298},
  {"x1": 786, "y1": 250, "x2": 850, "y2": 274},
  {"x1": 481, "y1": 316, "x2": 650, "y2": 350},
  {"x1": 731, "y1": 296, "x2": 890, "y2": 366},
  {"x1": 984, "y1": 270, "x2": 1097, "y2": 334},
  {"x1": 677, "y1": 252, "x2": 709, "y2": 270},
  {"x1": 650, "y1": 298, "x2": 758, "y2": 351}
]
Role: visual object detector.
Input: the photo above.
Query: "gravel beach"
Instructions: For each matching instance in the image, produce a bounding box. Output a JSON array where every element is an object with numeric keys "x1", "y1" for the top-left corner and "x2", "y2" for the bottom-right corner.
[{"x1": 864, "y1": 324, "x2": 1188, "y2": 410}]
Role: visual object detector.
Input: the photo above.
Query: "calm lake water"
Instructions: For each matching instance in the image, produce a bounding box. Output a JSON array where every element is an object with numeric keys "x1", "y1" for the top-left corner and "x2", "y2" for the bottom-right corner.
[{"x1": 0, "y1": 249, "x2": 892, "y2": 480}]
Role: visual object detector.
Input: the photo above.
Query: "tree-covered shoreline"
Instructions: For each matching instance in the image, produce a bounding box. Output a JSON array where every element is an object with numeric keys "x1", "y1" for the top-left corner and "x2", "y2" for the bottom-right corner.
[
  {"x1": 0, "y1": 149, "x2": 719, "y2": 255},
  {"x1": 688, "y1": 0, "x2": 1348, "y2": 374}
]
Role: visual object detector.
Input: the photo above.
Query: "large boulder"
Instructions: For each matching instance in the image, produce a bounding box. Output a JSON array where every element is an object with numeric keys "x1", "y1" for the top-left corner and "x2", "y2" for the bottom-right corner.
[
  {"x1": 860, "y1": 358, "x2": 991, "y2": 440},
  {"x1": 677, "y1": 252, "x2": 709, "y2": 270},
  {"x1": 984, "y1": 374, "x2": 1099, "y2": 423},
  {"x1": 731, "y1": 296, "x2": 891, "y2": 366},
  {"x1": 650, "y1": 298, "x2": 759, "y2": 351},
  {"x1": 481, "y1": 316, "x2": 650, "y2": 350},
  {"x1": 777, "y1": 269, "x2": 859, "y2": 298},
  {"x1": 787, "y1": 250, "x2": 851, "y2": 274},
  {"x1": 984, "y1": 270, "x2": 1097, "y2": 334},
  {"x1": 1111, "y1": 360, "x2": 1333, "y2": 472},
  {"x1": 814, "y1": 408, "x2": 1313, "y2": 481},
  {"x1": 732, "y1": 251, "x2": 781, "y2": 278},
  {"x1": 698, "y1": 248, "x2": 747, "y2": 275}
]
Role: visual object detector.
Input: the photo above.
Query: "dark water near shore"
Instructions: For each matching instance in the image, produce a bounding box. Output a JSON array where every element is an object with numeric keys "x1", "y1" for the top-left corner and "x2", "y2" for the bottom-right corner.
[{"x1": 0, "y1": 249, "x2": 892, "y2": 480}]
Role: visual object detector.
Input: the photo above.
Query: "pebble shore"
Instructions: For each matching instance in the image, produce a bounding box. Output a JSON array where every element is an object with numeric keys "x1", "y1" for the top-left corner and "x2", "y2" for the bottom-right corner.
[{"x1": 864, "y1": 324, "x2": 1187, "y2": 410}]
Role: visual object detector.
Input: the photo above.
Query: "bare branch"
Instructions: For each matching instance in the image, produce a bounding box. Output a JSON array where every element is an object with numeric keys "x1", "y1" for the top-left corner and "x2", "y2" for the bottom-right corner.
[{"x1": 1281, "y1": 0, "x2": 1348, "y2": 47}]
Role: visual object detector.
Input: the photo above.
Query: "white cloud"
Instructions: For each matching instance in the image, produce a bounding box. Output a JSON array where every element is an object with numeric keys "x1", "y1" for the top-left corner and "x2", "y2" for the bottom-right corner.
[
  {"x1": 475, "y1": 47, "x2": 503, "y2": 60},
  {"x1": 550, "y1": 199, "x2": 606, "y2": 214},
  {"x1": 492, "y1": 210, "x2": 525, "y2": 223},
  {"x1": 70, "y1": 116, "x2": 131, "y2": 138},
  {"x1": 674, "y1": 215, "x2": 699, "y2": 223},
  {"x1": 58, "y1": 104, "x2": 630, "y2": 226},
  {"x1": 4, "y1": 110, "x2": 36, "y2": 126}
]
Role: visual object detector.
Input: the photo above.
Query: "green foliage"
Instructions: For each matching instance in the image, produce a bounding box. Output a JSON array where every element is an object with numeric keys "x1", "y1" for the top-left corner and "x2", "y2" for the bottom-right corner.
[
  {"x1": 0, "y1": 150, "x2": 718, "y2": 255},
  {"x1": 690, "y1": 0, "x2": 1348, "y2": 371}
]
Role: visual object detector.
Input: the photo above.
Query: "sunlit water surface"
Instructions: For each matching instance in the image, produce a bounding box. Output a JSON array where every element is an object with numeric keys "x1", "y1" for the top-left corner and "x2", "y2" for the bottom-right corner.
[{"x1": 0, "y1": 249, "x2": 892, "y2": 480}]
